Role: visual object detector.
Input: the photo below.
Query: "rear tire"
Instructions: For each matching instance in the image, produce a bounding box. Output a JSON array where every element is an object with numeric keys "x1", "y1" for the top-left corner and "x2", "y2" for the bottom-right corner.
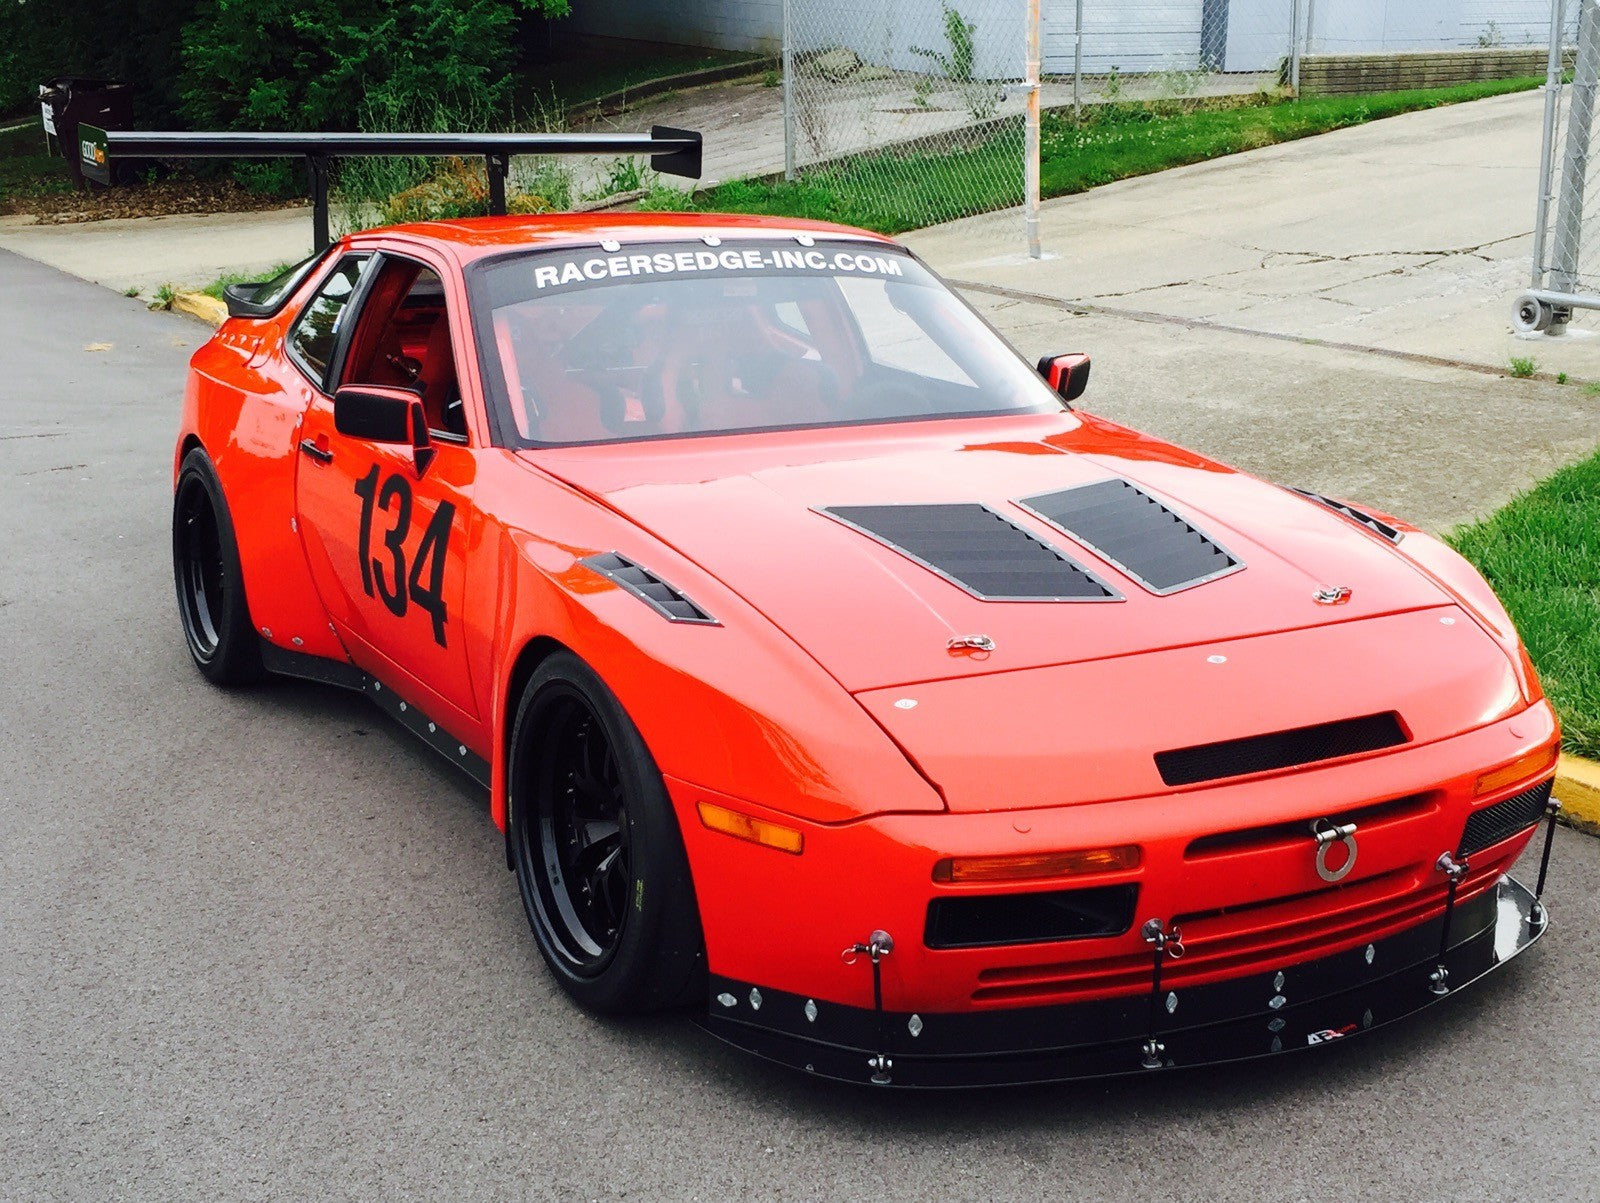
[
  {"x1": 172, "y1": 448, "x2": 262, "y2": 686},
  {"x1": 508, "y1": 651, "x2": 705, "y2": 1013}
]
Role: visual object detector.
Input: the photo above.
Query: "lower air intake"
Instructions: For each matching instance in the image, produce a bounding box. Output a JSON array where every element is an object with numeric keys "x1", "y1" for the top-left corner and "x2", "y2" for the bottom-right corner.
[
  {"x1": 925, "y1": 884, "x2": 1138, "y2": 949},
  {"x1": 1460, "y1": 779, "x2": 1553, "y2": 856},
  {"x1": 1155, "y1": 713, "x2": 1408, "y2": 787}
]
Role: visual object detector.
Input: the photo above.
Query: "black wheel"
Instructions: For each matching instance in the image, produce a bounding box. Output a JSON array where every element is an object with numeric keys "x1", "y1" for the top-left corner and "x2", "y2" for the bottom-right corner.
[
  {"x1": 172, "y1": 448, "x2": 262, "y2": 686},
  {"x1": 508, "y1": 652, "x2": 704, "y2": 1013}
]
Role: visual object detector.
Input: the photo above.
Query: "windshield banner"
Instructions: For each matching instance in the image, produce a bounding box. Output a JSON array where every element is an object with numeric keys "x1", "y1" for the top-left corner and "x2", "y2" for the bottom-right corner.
[{"x1": 484, "y1": 240, "x2": 918, "y2": 303}]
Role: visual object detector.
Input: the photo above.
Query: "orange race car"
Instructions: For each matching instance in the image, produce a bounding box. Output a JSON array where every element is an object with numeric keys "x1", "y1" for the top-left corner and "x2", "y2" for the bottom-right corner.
[{"x1": 173, "y1": 212, "x2": 1562, "y2": 1086}]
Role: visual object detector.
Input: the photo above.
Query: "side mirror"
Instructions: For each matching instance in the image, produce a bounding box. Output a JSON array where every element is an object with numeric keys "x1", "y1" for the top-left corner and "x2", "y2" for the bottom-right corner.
[
  {"x1": 333, "y1": 385, "x2": 434, "y2": 475},
  {"x1": 1037, "y1": 352, "x2": 1091, "y2": 403}
]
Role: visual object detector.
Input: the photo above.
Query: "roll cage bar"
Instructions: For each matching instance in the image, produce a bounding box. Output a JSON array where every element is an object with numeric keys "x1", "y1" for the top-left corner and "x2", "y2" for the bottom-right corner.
[{"x1": 78, "y1": 125, "x2": 703, "y2": 251}]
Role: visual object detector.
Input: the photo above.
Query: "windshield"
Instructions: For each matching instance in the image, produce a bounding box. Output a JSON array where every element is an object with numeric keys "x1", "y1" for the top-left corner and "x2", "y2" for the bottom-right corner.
[{"x1": 471, "y1": 239, "x2": 1063, "y2": 445}]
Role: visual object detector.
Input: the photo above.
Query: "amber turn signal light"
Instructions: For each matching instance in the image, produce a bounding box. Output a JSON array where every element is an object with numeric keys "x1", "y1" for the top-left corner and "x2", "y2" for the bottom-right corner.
[
  {"x1": 1474, "y1": 744, "x2": 1560, "y2": 797},
  {"x1": 933, "y1": 845, "x2": 1141, "y2": 884},
  {"x1": 697, "y1": 801, "x2": 803, "y2": 855}
]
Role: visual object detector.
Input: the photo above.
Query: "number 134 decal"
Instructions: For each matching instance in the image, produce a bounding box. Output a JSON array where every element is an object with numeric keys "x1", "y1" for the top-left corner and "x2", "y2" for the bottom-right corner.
[{"x1": 353, "y1": 465, "x2": 457, "y2": 647}]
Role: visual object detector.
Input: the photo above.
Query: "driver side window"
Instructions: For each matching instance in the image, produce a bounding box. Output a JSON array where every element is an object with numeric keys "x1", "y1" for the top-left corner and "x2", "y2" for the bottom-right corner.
[{"x1": 341, "y1": 257, "x2": 468, "y2": 440}]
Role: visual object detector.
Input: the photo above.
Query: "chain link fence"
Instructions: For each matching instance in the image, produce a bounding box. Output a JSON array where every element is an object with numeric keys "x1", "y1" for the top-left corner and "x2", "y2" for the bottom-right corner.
[
  {"x1": 1524, "y1": 0, "x2": 1597, "y2": 333},
  {"x1": 781, "y1": 1, "x2": 1573, "y2": 258}
]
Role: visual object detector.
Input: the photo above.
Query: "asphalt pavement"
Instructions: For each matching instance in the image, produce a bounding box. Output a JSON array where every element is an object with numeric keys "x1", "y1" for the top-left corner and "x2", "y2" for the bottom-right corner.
[{"x1": 2, "y1": 248, "x2": 1598, "y2": 1201}]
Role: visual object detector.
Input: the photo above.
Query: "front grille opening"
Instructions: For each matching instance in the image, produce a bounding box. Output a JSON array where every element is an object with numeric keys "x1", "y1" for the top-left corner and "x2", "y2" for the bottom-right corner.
[
  {"x1": 1155, "y1": 712, "x2": 1408, "y2": 787},
  {"x1": 1460, "y1": 778, "x2": 1553, "y2": 856},
  {"x1": 1185, "y1": 792, "x2": 1434, "y2": 861},
  {"x1": 925, "y1": 884, "x2": 1137, "y2": 950}
]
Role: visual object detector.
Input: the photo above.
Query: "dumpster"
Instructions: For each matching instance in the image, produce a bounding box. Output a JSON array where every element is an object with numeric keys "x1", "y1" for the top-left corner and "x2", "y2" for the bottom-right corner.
[{"x1": 40, "y1": 77, "x2": 133, "y2": 188}]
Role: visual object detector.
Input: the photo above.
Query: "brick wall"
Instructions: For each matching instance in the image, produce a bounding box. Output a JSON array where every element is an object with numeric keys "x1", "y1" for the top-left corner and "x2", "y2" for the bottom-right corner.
[{"x1": 1299, "y1": 46, "x2": 1567, "y2": 96}]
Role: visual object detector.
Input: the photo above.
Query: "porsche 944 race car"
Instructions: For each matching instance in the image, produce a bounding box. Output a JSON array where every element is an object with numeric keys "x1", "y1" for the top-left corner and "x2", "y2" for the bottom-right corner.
[{"x1": 172, "y1": 212, "x2": 1562, "y2": 1087}]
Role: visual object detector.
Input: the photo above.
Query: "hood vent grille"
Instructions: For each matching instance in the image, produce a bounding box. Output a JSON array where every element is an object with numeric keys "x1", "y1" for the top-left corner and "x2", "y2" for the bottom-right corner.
[
  {"x1": 581, "y1": 552, "x2": 718, "y2": 624},
  {"x1": 1155, "y1": 712, "x2": 1408, "y2": 787},
  {"x1": 819, "y1": 504, "x2": 1119, "y2": 602},
  {"x1": 1290, "y1": 488, "x2": 1403, "y2": 543},
  {"x1": 1018, "y1": 478, "x2": 1241, "y2": 595}
]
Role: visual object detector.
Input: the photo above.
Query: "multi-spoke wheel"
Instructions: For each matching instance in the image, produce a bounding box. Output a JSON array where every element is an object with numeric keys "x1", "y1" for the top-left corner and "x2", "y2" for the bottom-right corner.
[
  {"x1": 509, "y1": 652, "x2": 704, "y2": 1012},
  {"x1": 172, "y1": 448, "x2": 261, "y2": 685}
]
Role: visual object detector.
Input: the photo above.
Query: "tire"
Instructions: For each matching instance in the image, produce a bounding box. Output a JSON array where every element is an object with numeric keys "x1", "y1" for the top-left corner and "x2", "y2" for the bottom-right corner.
[
  {"x1": 507, "y1": 651, "x2": 705, "y2": 1013},
  {"x1": 172, "y1": 448, "x2": 263, "y2": 686},
  {"x1": 1512, "y1": 293, "x2": 1553, "y2": 335}
]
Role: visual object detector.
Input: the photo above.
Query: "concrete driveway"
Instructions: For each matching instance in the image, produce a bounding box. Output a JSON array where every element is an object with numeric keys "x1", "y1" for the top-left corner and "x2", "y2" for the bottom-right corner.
[
  {"x1": 910, "y1": 88, "x2": 1600, "y2": 380},
  {"x1": 3, "y1": 249, "x2": 1600, "y2": 1202}
]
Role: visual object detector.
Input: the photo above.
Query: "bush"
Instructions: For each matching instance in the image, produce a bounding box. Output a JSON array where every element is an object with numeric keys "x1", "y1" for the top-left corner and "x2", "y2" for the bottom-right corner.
[{"x1": 179, "y1": 0, "x2": 568, "y2": 132}]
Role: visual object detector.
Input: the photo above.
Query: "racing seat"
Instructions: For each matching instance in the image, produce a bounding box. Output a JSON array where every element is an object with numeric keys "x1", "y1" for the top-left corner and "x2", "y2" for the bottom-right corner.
[{"x1": 414, "y1": 313, "x2": 466, "y2": 437}]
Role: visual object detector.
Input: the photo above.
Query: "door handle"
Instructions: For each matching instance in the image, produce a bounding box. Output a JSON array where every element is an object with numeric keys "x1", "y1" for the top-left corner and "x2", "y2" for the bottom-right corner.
[{"x1": 298, "y1": 438, "x2": 333, "y2": 464}]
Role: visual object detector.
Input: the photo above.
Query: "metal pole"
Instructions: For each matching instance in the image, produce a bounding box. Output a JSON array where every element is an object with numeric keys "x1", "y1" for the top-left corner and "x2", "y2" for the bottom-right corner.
[
  {"x1": 1289, "y1": 0, "x2": 1303, "y2": 97},
  {"x1": 1553, "y1": 0, "x2": 1600, "y2": 305},
  {"x1": 1073, "y1": 0, "x2": 1084, "y2": 119},
  {"x1": 1025, "y1": 0, "x2": 1042, "y2": 259},
  {"x1": 1304, "y1": 0, "x2": 1317, "y2": 57},
  {"x1": 308, "y1": 156, "x2": 330, "y2": 252},
  {"x1": 783, "y1": 0, "x2": 796, "y2": 181},
  {"x1": 1533, "y1": 0, "x2": 1570, "y2": 288}
]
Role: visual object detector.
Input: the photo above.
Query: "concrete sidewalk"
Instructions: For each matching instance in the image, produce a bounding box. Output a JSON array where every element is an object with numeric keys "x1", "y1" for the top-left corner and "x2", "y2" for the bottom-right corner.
[{"x1": 908, "y1": 89, "x2": 1600, "y2": 381}]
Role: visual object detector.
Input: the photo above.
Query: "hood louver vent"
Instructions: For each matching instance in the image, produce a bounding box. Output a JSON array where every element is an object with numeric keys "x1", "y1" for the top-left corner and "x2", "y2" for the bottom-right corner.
[
  {"x1": 1290, "y1": 489, "x2": 1403, "y2": 543},
  {"x1": 1155, "y1": 713, "x2": 1408, "y2": 787},
  {"x1": 1018, "y1": 478, "x2": 1241, "y2": 595},
  {"x1": 581, "y1": 552, "x2": 718, "y2": 624},
  {"x1": 819, "y1": 504, "x2": 1119, "y2": 602}
]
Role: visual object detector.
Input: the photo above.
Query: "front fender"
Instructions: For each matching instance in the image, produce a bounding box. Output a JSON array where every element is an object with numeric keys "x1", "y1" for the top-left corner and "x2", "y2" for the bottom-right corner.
[{"x1": 477, "y1": 456, "x2": 945, "y2": 832}]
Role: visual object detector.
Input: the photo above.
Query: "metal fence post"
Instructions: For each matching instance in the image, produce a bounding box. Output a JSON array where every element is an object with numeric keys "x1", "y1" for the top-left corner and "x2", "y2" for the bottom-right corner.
[
  {"x1": 783, "y1": 0, "x2": 796, "y2": 182},
  {"x1": 1289, "y1": 0, "x2": 1303, "y2": 97},
  {"x1": 1074, "y1": 0, "x2": 1084, "y2": 119},
  {"x1": 1025, "y1": 0, "x2": 1042, "y2": 259},
  {"x1": 1553, "y1": 0, "x2": 1600, "y2": 300},
  {"x1": 1533, "y1": 0, "x2": 1570, "y2": 289}
]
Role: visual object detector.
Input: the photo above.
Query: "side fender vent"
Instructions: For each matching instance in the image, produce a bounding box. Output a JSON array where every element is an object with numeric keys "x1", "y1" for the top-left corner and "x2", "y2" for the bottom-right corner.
[
  {"x1": 1155, "y1": 712, "x2": 1408, "y2": 787},
  {"x1": 1290, "y1": 488, "x2": 1403, "y2": 543},
  {"x1": 581, "y1": 552, "x2": 718, "y2": 625},
  {"x1": 1018, "y1": 478, "x2": 1241, "y2": 595}
]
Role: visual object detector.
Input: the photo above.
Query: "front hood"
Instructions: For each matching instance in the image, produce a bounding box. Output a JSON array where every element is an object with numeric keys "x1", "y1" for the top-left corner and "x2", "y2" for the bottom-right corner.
[{"x1": 526, "y1": 412, "x2": 1455, "y2": 694}]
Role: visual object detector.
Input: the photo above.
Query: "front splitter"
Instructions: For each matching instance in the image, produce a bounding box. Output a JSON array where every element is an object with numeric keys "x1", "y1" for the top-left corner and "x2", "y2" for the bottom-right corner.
[{"x1": 698, "y1": 874, "x2": 1547, "y2": 1088}]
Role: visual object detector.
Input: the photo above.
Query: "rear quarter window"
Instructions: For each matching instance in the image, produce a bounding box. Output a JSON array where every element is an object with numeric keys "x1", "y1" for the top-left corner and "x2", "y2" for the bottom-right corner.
[{"x1": 288, "y1": 254, "x2": 372, "y2": 383}]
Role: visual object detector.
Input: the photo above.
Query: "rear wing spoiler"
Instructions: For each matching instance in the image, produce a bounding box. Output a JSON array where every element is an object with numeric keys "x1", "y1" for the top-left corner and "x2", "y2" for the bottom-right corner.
[{"x1": 78, "y1": 125, "x2": 702, "y2": 250}]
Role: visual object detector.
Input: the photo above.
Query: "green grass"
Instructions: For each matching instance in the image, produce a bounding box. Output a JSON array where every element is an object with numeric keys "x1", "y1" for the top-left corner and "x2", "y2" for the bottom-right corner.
[
  {"x1": 640, "y1": 75, "x2": 1545, "y2": 235},
  {"x1": 1510, "y1": 355, "x2": 1539, "y2": 378},
  {"x1": 200, "y1": 263, "x2": 296, "y2": 300},
  {"x1": 1448, "y1": 450, "x2": 1600, "y2": 760},
  {"x1": 0, "y1": 119, "x2": 72, "y2": 203}
]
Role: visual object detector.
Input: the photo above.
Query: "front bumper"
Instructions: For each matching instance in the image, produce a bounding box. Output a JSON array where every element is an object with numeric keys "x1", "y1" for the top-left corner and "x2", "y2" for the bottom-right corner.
[{"x1": 699, "y1": 873, "x2": 1548, "y2": 1087}]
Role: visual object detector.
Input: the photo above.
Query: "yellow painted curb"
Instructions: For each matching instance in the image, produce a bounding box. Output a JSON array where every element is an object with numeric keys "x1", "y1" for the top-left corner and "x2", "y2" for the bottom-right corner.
[
  {"x1": 1554, "y1": 754, "x2": 1600, "y2": 836},
  {"x1": 171, "y1": 291, "x2": 228, "y2": 327}
]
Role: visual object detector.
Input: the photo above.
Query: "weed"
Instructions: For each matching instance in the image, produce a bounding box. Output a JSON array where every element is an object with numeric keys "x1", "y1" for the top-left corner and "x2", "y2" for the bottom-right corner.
[
  {"x1": 1558, "y1": 371, "x2": 1569, "y2": 384},
  {"x1": 1103, "y1": 67, "x2": 1123, "y2": 101},
  {"x1": 1477, "y1": 21, "x2": 1504, "y2": 48},
  {"x1": 150, "y1": 283, "x2": 176, "y2": 310},
  {"x1": 912, "y1": 3, "x2": 977, "y2": 83},
  {"x1": 122, "y1": 285, "x2": 140, "y2": 298},
  {"x1": 1510, "y1": 356, "x2": 1538, "y2": 378},
  {"x1": 1585, "y1": 381, "x2": 1600, "y2": 397},
  {"x1": 763, "y1": 70, "x2": 781, "y2": 88},
  {"x1": 912, "y1": 77, "x2": 935, "y2": 109}
]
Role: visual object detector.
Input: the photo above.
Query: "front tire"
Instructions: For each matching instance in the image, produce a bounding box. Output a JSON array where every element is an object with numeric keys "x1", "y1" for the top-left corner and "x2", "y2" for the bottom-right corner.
[
  {"x1": 172, "y1": 448, "x2": 262, "y2": 686},
  {"x1": 508, "y1": 652, "x2": 704, "y2": 1013}
]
